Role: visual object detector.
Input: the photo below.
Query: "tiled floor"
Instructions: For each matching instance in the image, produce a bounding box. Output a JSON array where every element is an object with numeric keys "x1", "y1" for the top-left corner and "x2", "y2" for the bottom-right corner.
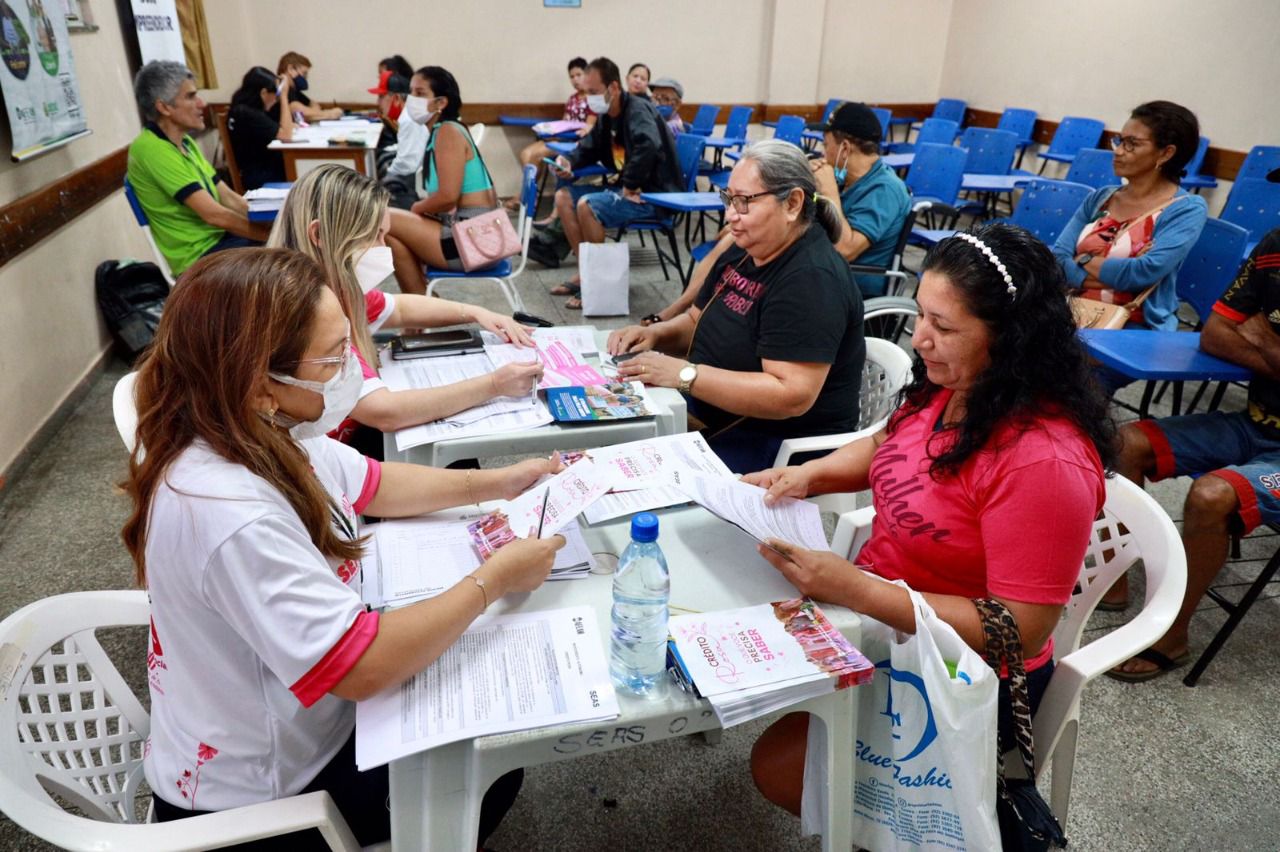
[{"x1": 1, "y1": 239, "x2": 1277, "y2": 850}]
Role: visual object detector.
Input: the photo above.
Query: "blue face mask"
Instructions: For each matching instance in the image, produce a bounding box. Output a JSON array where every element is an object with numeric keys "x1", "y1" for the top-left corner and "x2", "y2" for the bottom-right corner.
[
  {"x1": 833, "y1": 148, "x2": 849, "y2": 185},
  {"x1": 293, "y1": 74, "x2": 309, "y2": 92}
]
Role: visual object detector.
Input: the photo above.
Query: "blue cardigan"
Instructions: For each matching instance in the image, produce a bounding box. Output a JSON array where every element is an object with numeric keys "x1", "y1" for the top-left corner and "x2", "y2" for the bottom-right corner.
[{"x1": 1052, "y1": 186, "x2": 1207, "y2": 331}]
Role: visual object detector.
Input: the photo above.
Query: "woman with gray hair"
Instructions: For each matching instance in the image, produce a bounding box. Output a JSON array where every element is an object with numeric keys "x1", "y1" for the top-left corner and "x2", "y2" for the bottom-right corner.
[
  {"x1": 609, "y1": 139, "x2": 866, "y2": 472},
  {"x1": 126, "y1": 60, "x2": 266, "y2": 276}
]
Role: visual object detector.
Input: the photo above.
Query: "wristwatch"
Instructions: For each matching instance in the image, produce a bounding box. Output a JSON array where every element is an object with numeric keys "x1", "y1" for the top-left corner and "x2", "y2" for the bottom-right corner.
[
  {"x1": 1075, "y1": 252, "x2": 1094, "y2": 268},
  {"x1": 677, "y1": 362, "x2": 699, "y2": 394}
]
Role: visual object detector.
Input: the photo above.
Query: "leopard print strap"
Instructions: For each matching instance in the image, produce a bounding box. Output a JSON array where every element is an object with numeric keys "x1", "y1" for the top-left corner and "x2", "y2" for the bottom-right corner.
[{"x1": 973, "y1": 597, "x2": 1037, "y2": 781}]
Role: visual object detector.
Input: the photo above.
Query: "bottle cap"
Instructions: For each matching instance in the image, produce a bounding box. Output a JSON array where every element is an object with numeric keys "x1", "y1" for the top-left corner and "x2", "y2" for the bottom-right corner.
[{"x1": 630, "y1": 512, "x2": 659, "y2": 543}]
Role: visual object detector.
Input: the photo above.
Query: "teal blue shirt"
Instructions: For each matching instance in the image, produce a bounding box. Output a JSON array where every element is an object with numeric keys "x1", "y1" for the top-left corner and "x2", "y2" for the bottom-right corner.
[{"x1": 839, "y1": 158, "x2": 912, "y2": 297}]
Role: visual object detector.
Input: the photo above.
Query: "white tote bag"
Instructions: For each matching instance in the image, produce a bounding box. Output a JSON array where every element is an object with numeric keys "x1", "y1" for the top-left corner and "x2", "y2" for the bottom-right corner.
[
  {"x1": 579, "y1": 242, "x2": 630, "y2": 317},
  {"x1": 801, "y1": 582, "x2": 1001, "y2": 851}
]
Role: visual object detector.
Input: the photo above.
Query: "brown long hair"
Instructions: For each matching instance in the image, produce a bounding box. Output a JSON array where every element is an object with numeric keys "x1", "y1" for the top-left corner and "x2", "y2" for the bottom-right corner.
[
  {"x1": 121, "y1": 248, "x2": 366, "y2": 586},
  {"x1": 266, "y1": 164, "x2": 389, "y2": 368}
]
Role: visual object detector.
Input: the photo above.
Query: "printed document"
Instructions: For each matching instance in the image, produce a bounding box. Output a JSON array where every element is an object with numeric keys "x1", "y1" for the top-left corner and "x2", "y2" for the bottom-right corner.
[
  {"x1": 579, "y1": 433, "x2": 736, "y2": 524},
  {"x1": 673, "y1": 471, "x2": 828, "y2": 550}
]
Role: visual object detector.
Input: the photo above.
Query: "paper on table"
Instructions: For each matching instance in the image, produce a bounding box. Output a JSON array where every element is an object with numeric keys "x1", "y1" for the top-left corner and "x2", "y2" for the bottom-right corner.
[
  {"x1": 497, "y1": 457, "x2": 611, "y2": 538},
  {"x1": 673, "y1": 470, "x2": 828, "y2": 551},
  {"x1": 355, "y1": 606, "x2": 619, "y2": 769},
  {"x1": 485, "y1": 337, "x2": 608, "y2": 389},
  {"x1": 243, "y1": 186, "x2": 291, "y2": 200},
  {"x1": 581, "y1": 432, "x2": 736, "y2": 524},
  {"x1": 365, "y1": 513, "x2": 596, "y2": 609},
  {"x1": 480, "y1": 325, "x2": 599, "y2": 357},
  {"x1": 379, "y1": 354, "x2": 551, "y2": 451}
]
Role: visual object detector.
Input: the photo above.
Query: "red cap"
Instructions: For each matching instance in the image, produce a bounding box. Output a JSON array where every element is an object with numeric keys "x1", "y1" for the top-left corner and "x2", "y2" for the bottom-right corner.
[{"x1": 368, "y1": 70, "x2": 395, "y2": 95}]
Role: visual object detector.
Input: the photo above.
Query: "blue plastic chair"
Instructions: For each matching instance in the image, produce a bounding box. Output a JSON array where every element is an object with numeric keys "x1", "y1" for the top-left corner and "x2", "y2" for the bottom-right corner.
[
  {"x1": 773, "y1": 114, "x2": 806, "y2": 147},
  {"x1": 870, "y1": 107, "x2": 891, "y2": 141},
  {"x1": 1177, "y1": 218, "x2": 1250, "y2": 324},
  {"x1": 700, "y1": 105, "x2": 754, "y2": 171},
  {"x1": 996, "y1": 107, "x2": 1038, "y2": 166},
  {"x1": 1236, "y1": 145, "x2": 1280, "y2": 183},
  {"x1": 615, "y1": 134, "x2": 709, "y2": 284},
  {"x1": 959, "y1": 127, "x2": 1019, "y2": 175},
  {"x1": 686, "y1": 104, "x2": 721, "y2": 137},
  {"x1": 902, "y1": 98, "x2": 967, "y2": 135},
  {"x1": 123, "y1": 177, "x2": 177, "y2": 285},
  {"x1": 820, "y1": 98, "x2": 843, "y2": 124},
  {"x1": 911, "y1": 178, "x2": 1092, "y2": 248},
  {"x1": 1036, "y1": 116, "x2": 1106, "y2": 171},
  {"x1": 885, "y1": 117, "x2": 959, "y2": 154},
  {"x1": 425, "y1": 164, "x2": 538, "y2": 311},
  {"x1": 1064, "y1": 148, "x2": 1122, "y2": 190},
  {"x1": 1220, "y1": 177, "x2": 1280, "y2": 255},
  {"x1": 1181, "y1": 136, "x2": 1218, "y2": 192},
  {"x1": 905, "y1": 142, "x2": 967, "y2": 209}
]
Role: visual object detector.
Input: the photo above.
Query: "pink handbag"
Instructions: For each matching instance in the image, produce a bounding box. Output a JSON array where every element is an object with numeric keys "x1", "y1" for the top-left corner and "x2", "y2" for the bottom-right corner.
[{"x1": 453, "y1": 209, "x2": 521, "y2": 271}]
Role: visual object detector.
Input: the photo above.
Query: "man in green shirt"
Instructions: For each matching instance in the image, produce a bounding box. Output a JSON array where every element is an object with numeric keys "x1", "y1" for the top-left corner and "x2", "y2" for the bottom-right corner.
[{"x1": 127, "y1": 61, "x2": 268, "y2": 276}]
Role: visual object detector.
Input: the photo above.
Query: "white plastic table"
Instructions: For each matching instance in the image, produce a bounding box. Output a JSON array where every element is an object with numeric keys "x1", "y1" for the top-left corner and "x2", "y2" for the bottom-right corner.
[
  {"x1": 386, "y1": 504, "x2": 861, "y2": 850},
  {"x1": 382, "y1": 327, "x2": 689, "y2": 467},
  {"x1": 267, "y1": 120, "x2": 380, "y2": 180}
]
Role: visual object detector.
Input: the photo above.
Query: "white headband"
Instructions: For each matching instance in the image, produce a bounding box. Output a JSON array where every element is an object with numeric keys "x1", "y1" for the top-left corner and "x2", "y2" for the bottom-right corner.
[{"x1": 951, "y1": 232, "x2": 1017, "y2": 298}]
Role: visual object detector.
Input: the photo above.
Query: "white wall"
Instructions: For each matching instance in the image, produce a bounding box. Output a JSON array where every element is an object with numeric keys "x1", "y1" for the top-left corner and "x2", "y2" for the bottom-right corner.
[
  {"x1": 818, "y1": 0, "x2": 954, "y2": 105},
  {"x1": 940, "y1": 0, "x2": 1279, "y2": 151},
  {"x1": 0, "y1": 0, "x2": 152, "y2": 478}
]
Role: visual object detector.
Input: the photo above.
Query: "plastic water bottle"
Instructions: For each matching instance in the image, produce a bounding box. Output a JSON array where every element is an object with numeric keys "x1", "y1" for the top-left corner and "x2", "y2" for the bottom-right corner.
[{"x1": 609, "y1": 512, "x2": 670, "y2": 699}]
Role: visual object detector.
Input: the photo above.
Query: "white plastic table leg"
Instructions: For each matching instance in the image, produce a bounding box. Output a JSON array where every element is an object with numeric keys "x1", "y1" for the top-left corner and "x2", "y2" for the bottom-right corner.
[{"x1": 389, "y1": 740, "x2": 485, "y2": 851}]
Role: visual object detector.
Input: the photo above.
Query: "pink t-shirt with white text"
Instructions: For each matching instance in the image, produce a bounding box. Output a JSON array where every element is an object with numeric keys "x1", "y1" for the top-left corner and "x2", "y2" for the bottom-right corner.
[{"x1": 856, "y1": 389, "x2": 1105, "y2": 670}]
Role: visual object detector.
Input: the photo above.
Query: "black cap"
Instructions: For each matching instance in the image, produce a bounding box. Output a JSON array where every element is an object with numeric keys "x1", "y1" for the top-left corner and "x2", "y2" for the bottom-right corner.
[
  {"x1": 806, "y1": 101, "x2": 882, "y2": 144},
  {"x1": 1268, "y1": 167, "x2": 1280, "y2": 183}
]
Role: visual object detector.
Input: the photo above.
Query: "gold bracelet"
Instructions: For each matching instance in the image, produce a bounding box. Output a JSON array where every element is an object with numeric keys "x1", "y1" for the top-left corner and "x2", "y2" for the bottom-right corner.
[
  {"x1": 466, "y1": 574, "x2": 489, "y2": 610},
  {"x1": 466, "y1": 468, "x2": 477, "y2": 505}
]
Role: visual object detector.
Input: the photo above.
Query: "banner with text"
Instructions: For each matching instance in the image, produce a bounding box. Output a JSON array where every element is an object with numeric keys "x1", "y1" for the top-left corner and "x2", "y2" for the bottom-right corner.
[
  {"x1": 129, "y1": 0, "x2": 183, "y2": 66},
  {"x1": 0, "y1": 0, "x2": 87, "y2": 160}
]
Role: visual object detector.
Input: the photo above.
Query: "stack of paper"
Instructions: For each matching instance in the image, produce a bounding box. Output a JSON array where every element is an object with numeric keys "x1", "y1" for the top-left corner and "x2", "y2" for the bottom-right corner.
[
  {"x1": 243, "y1": 185, "x2": 290, "y2": 212},
  {"x1": 668, "y1": 599, "x2": 874, "y2": 727},
  {"x1": 364, "y1": 512, "x2": 598, "y2": 610},
  {"x1": 379, "y1": 353, "x2": 552, "y2": 451},
  {"x1": 356, "y1": 606, "x2": 619, "y2": 769},
  {"x1": 545, "y1": 381, "x2": 655, "y2": 422},
  {"x1": 576, "y1": 433, "x2": 736, "y2": 524},
  {"x1": 484, "y1": 335, "x2": 608, "y2": 389},
  {"x1": 671, "y1": 470, "x2": 829, "y2": 551}
]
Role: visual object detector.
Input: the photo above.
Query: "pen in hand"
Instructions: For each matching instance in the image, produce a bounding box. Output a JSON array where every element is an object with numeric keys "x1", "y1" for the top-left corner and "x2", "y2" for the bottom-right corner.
[{"x1": 535, "y1": 487, "x2": 551, "y2": 538}]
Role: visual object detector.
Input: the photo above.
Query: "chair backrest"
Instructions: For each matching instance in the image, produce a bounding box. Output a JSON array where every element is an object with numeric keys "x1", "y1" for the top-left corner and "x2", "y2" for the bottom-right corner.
[
  {"x1": 214, "y1": 107, "x2": 243, "y2": 194},
  {"x1": 1176, "y1": 218, "x2": 1250, "y2": 322},
  {"x1": 1044, "y1": 116, "x2": 1106, "y2": 158},
  {"x1": 957, "y1": 127, "x2": 1018, "y2": 175},
  {"x1": 996, "y1": 107, "x2": 1038, "y2": 144},
  {"x1": 858, "y1": 337, "x2": 914, "y2": 429},
  {"x1": 113, "y1": 373, "x2": 140, "y2": 453},
  {"x1": 1184, "y1": 135, "x2": 1210, "y2": 178},
  {"x1": 914, "y1": 117, "x2": 959, "y2": 147},
  {"x1": 1064, "y1": 148, "x2": 1121, "y2": 189},
  {"x1": 773, "y1": 114, "x2": 806, "y2": 147},
  {"x1": 722, "y1": 105, "x2": 753, "y2": 140},
  {"x1": 469, "y1": 122, "x2": 486, "y2": 146},
  {"x1": 905, "y1": 142, "x2": 966, "y2": 206},
  {"x1": 931, "y1": 98, "x2": 967, "y2": 126},
  {"x1": 861, "y1": 295, "x2": 919, "y2": 344},
  {"x1": 688, "y1": 104, "x2": 721, "y2": 136},
  {"x1": 1009, "y1": 178, "x2": 1094, "y2": 245},
  {"x1": 1221, "y1": 177, "x2": 1280, "y2": 245},
  {"x1": 1236, "y1": 145, "x2": 1280, "y2": 183},
  {"x1": 821, "y1": 98, "x2": 843, "y2": 124},
  {"x1": 122, "y1": 178, "x2": 177, "y2": 286},
  {"x1": 675, "y1": 133, "x2": 707, "y2": 191},
  {"x1": 870, "y1": 107, "x2": 891, "y2": 141}
]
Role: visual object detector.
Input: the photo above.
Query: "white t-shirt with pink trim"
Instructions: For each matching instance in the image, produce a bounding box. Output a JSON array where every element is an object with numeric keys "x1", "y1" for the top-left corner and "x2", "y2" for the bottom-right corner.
[{"x1": 143, "y1": 436, "x2": 382, "y2": 812}]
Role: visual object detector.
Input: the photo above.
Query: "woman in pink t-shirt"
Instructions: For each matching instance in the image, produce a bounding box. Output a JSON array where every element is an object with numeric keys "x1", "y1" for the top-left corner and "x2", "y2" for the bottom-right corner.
[{"x1": 743, "y1": 223, "x2": 1115, "y2": 817}]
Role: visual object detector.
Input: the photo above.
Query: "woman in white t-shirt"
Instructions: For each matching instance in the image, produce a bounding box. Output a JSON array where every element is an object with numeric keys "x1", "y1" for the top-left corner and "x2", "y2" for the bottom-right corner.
[
  {"x1": 121, "y1": 248, "x2": 564, "y2": 848},
  {"x1": 267, "y1": 164, "x2": 542, "y2": 454}
]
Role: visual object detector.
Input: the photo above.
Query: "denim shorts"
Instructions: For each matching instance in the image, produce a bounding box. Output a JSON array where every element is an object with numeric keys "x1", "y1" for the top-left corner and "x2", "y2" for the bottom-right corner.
[
  {"x1": 569, "y1": 186, "x2": 663, "y2": 229},
  {"x1": 1136, "y1": 410, "x2": 1280, "y2": 533}
]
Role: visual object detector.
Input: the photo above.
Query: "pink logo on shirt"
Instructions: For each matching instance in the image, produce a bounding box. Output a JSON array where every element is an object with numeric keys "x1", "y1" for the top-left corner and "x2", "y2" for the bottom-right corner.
[
  {"x1": 175, "y1": 741, "x2": 219, "y2": 809},
  {"x1": 713, "y1": 266, "x2": 765, "y2": 316},
  {"x1": 147, "y1": 618, "x2": 168, "y2": 695}
]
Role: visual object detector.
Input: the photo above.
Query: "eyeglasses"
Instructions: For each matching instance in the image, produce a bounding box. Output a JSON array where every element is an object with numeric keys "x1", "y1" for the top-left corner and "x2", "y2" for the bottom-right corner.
[
  {"x1": 281, "y1": 323, "x2": 352, "y2": 372},
  {"x1": 1110, "y1": 135, "x2": 1153, "y2": 153},
  {"x1": 718, "y1": 188, "x2": 774, "y2": 214}
]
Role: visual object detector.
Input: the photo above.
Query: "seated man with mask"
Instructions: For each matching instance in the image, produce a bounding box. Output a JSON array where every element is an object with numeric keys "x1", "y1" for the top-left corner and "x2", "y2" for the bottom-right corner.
[
  {"x1": 371, "y1": 71, "x2": 428, "y2": 210},
  {"x1": 650, "y1": 76, "x2": 686, "y2": 135}
]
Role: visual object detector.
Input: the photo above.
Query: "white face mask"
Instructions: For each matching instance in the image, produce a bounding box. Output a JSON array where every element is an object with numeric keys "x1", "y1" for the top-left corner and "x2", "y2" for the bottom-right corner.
[
  {"x1": 268, "y1": 348, "x2": 364, "y2": 440},
  {"x1": 403, "y1": 95, "x2": 436, "y2": 125},
  {"x1": 354, "y1": 245, "x2": 395, "y2": 294},
  {"x1": 585, "y1": 92, "x2": 610, "y2": 115}
]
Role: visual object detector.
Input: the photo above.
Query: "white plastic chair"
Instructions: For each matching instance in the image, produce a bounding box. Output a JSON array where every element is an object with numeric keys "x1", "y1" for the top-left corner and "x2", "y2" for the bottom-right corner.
[
  {"x1": 423, "y1": 163, "x2": 537, "y2": 313},
  {"x1": 772, "y1": 337, "x2": 913, "y2": 515},
  {"x1": 830, "y1": 474, "x2": 1187, "y2": 826},
  {"x1": 112, "y1": 373, "x2": 139, "y2": 453},
  {"x1": 0, "y1": 591, "x2": 377, "y2": 851}
]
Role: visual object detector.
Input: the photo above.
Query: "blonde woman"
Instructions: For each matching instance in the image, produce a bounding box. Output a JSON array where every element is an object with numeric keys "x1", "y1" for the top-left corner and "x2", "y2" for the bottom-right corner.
[{"x1": 268, "y1": 165, "x2": 540, "y2": 450}]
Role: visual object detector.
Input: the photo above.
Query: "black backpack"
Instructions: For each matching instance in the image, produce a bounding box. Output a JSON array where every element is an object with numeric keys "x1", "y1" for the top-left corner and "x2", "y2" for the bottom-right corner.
[{"x1": 94, "y1": 260, "x2": 169, "y2": 363}]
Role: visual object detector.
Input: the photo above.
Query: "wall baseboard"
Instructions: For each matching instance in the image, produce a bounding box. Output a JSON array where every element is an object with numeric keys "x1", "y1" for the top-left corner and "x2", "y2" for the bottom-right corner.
[{"x1": 0, "y1": 345, "x2": 114, "y2": 503}]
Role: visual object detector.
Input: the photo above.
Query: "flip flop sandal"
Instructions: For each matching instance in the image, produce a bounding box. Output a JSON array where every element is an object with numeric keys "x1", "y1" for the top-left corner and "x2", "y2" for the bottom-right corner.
[
  {"x1": 549, "y1": 282, "x2": 581, "y2": 296},
  {"x1": 565, "y1": 295, "x2": 583, "y2": 310},
  {"x1": 1105, "y1": 648, "x2": 1191, "y2": 683}
]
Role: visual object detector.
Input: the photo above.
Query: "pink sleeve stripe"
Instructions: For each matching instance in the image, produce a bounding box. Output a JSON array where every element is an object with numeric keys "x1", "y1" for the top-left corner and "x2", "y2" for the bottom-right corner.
[
  {"x1": 290, "y1": 610, "x2": 380, "y2": 708},
  {"x1": 364, "y1": 290, "x2": 387, "y2": 326},
  {"x1": 354, "y1": 457, "x2": 381, "y2": 515}
]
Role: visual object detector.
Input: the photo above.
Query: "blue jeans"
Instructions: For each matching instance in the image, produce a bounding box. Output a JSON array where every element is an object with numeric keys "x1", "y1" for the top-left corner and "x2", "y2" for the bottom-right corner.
[{"x1": 569, "y1": 186, "x2": 664, "y2": 229}]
